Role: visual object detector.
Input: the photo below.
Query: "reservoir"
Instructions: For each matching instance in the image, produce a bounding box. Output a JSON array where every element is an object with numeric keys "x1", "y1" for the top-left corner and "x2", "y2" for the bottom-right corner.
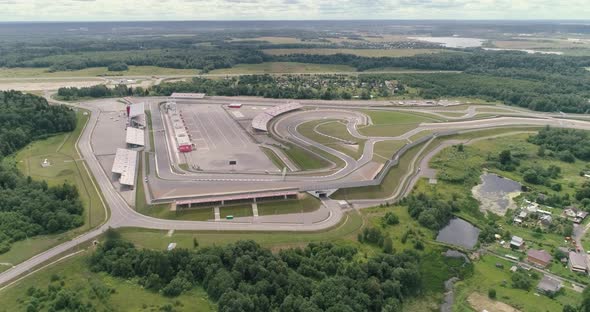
[{"x1": 472, "y1": 173, "x2": 522, "y2": 215}]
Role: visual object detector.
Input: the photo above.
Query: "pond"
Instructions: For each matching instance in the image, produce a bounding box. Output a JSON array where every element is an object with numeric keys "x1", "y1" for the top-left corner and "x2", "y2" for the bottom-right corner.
[
  {"x1": 472, "y1": 173, "x2": 522, "y2": 215},
  {"x1": 436, "y1": 218, "x2": 480, "y2": 249}
]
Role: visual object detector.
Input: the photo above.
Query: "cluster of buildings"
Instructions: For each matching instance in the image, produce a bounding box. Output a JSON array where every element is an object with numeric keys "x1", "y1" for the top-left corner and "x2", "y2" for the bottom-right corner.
[
  {"x1": 512, "y1": 200, "x2": 553, "y2": 226},
  {"x1": 563, "y1": 207, "x2": 589, "y2": 224},
  {"x1": 513, "y1": 200, "x2": 589, "y2": 228},
  {"x1": 508, "y1": 234, "x2": 589, "y2": 277},
  {"x1": 111, "y1": 102, "x2": 145, "y2": 189}
]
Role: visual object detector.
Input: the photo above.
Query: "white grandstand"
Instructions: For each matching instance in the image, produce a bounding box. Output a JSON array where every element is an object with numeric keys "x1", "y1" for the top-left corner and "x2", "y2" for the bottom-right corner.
[{"x1": 252, "y1": 102, "x2": 303, "y2": 131}]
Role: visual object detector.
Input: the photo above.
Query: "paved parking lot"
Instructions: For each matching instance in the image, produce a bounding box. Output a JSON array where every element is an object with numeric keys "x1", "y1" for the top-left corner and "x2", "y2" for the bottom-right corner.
[{"x1": 178, "y1": 103, "x2": 278, "y2": 172}]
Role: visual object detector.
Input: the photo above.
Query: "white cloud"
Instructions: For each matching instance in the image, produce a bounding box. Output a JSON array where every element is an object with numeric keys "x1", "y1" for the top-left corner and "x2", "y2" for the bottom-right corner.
[{"x1": 0, "y1": 0, "x2": 588, "y2": 21}]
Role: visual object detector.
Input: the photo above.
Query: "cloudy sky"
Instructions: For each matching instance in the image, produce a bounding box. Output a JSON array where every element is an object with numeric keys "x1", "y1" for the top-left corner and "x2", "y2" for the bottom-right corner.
[{"x1": 1, "y1": 0, "x2": 589, "y2": 21}]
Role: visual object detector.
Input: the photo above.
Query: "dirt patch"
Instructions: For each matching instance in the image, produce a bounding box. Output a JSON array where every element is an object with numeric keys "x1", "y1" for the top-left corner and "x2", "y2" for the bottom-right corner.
[{"x1": 467, "y1": 292, "x2": 521, "y2": 312}]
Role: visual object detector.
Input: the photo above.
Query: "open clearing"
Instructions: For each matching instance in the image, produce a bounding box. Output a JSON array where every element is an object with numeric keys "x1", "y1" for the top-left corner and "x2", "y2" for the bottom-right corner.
[
  {"x1": 263, "y1": 48, "x2": 450, "y2": 57},
  {"x1": 209, "y1": 62, "x2": 356, "y2": 74},
  {"x1": 453, "y1": 255, "x2": 579, "y2": 312},
  {"x1": 0, "y1": 111, "x2": 106, "y2": 266},
  {"x1": 229, "y1": 36, "x2": 317, "y2": 44},
  {"x1": 467, "y1": 292, "x2": 520, "y2": 312}
]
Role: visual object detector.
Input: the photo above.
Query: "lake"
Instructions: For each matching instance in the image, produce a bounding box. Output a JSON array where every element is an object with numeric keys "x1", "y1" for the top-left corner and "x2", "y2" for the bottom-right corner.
[
  {"x1": 436, "y1": 218, "x2": 480, "y2": 249},
  {"x1": 408, "y1": 36, "x2": 486, "y2": 48},
  {"x1": 472, "y1": 173, "x2": 522, "y2": 215}
]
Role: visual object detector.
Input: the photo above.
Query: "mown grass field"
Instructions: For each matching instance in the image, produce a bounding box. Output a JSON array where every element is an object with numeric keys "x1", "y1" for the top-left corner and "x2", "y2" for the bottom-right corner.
[
  {"x1": 373, "y1": 140, "x2": 406, "y2": 162},
  {"x1": 0, "y1": 253, "x2": 215, "y2": 312},
  {"x1": 280, "y1": 142, "x2": 332, "y2": 171},
  {"x1": 358, "y1": 110, "x2": 439, "y2": 137},
  {"x1": 118, "y1": 210, "x2": 364, "y2": 251},
  {"x1": 257, "y1": 194, "x2": 321, "y2": 216},
  {"x1": 0, "y1": 66, "x2": 199, "y2": 78},
  {"x1": 208, "y1": 62, "x2": 356, "y2": 74},
  {"x1": 0, "y1": 111, "x2": 107, "y2": 266},
  {"x1": 229, "y1": 36, "x2": 311, "y2": 44},
  {"x1": 263, "y1": 48, "x2": 450, "y2": 57}
]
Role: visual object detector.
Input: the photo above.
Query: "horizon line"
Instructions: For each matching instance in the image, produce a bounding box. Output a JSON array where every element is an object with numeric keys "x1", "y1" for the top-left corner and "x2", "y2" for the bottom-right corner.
[{"x1": 2, "y1": 18, "x2": 590, "y2": 23}]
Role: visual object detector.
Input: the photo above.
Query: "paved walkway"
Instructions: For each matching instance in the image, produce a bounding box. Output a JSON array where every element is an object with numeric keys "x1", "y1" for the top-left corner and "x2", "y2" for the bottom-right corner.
[
  {"x1": 252, "y1": 203, "x2": 259, "y2": 217},
  {"x1": 214, "y1": 207, "x2": 220, "y2": 221}
]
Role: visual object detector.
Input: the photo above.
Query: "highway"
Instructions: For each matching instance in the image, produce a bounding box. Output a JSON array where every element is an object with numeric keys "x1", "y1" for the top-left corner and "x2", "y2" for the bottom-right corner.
[{"x1": 4, "y1": 95, "x2": 590, "y2": 287}]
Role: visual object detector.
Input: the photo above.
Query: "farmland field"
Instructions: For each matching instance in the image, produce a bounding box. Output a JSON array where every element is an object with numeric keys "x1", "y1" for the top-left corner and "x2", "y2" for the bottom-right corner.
[
  {"x1": 208, "y1": 62, "x2": 356, "y2": 74},
  {"x1": 263, "y1": 48, "x2": 451, "y2": 57}
]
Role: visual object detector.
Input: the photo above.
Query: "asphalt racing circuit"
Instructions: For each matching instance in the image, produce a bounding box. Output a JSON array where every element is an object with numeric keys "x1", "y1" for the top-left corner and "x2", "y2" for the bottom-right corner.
[{"x1": 3, "y1": 94, "x2": 590, "y2": 286}]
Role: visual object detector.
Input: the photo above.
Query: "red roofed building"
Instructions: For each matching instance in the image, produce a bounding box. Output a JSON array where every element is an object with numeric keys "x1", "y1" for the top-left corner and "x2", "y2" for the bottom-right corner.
[{"x1": 527, "y1": 249, "x2": 552, "y2": 268}]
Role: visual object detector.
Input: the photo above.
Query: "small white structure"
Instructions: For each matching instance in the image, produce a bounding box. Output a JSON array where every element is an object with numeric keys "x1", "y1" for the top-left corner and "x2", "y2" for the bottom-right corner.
[
  {"x1": 167, "y1": 243, "x2": 177, "y2": 251},
  {"x1": 170, "y1": 93, "x2": 206, "y2": 99},
  {"x1": 41, "y1": 158, "x2": 51, "y2": 168},
  {"x1": 510, "y1": 236, "x2": 525, "y2": 249}
]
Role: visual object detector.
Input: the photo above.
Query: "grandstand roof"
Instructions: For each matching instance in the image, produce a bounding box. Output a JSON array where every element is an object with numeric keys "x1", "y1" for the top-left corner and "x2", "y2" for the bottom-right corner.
[
  {"x1": 176, "y1": 190, "x2": 298, "y2": 205},
  {"x1": 251, "y1": 102, "x2": 302, "y2": 132},
  {"x1": 129, "y1": 102, "x2": 145, "y2": 118},
  {"x1": 126, "y1": 127, "x2": 145, "y2": 146},
  {"x1": 251, "y1": 113, "x2": 273, "y2": 132},
  {"x1": 112, "y1": 148, "x2": 138, "y2": 187}
]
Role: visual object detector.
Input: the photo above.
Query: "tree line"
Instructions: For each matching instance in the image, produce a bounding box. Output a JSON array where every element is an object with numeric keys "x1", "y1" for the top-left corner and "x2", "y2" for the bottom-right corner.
[
  {"x1": 0, "y1": 91, "x2": 83, "y2": 254},
  {"x1": 57, "y1": 85, "x2": 147, "y2": 100},
  {"x1": 90, "y1": 232, "x2": 424, "y2": 312},
  {"x1": 47, "y1": 48, "x2": 590, "y2": 113}
]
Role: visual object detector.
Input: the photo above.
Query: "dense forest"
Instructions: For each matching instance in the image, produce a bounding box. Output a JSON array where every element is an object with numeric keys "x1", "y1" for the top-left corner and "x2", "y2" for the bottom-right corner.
[
  {"x1": 5, "y1": 32, "x2": 590, "y2": 112},
  {"x1": 57, "y1": 85, "x2": 147, "y2": 100},
  {"x1": 149, "y1": 50, "x2": 590, "y2": 113},
  {"x1": 20, "y1": 48, "x2": 265, "y2": 73},
  {"x1": 151, "y1": 75, "x2": 399, "y2": 100},
  {"x1": 528, "y1": 126, "x2": 590, "y2": 161},
  {"x1": 90, "y1": 233, "x2": 425, "y2": 312},
  {"x1": 0, "y1": 91, "x2": 77, "y2": 157},
  {"x1": 0, "y1": 91, "x2": 83, "y2": 253}
]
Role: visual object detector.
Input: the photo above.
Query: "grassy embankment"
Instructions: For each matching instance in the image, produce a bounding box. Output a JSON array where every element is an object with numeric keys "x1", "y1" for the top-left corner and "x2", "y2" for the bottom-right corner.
[
  {"x1": 0, "y1": 110, "x2": 106, "y2": 269},
  {"x1": 260, "y1": 146, "x2": 290, "y2": 170}
]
